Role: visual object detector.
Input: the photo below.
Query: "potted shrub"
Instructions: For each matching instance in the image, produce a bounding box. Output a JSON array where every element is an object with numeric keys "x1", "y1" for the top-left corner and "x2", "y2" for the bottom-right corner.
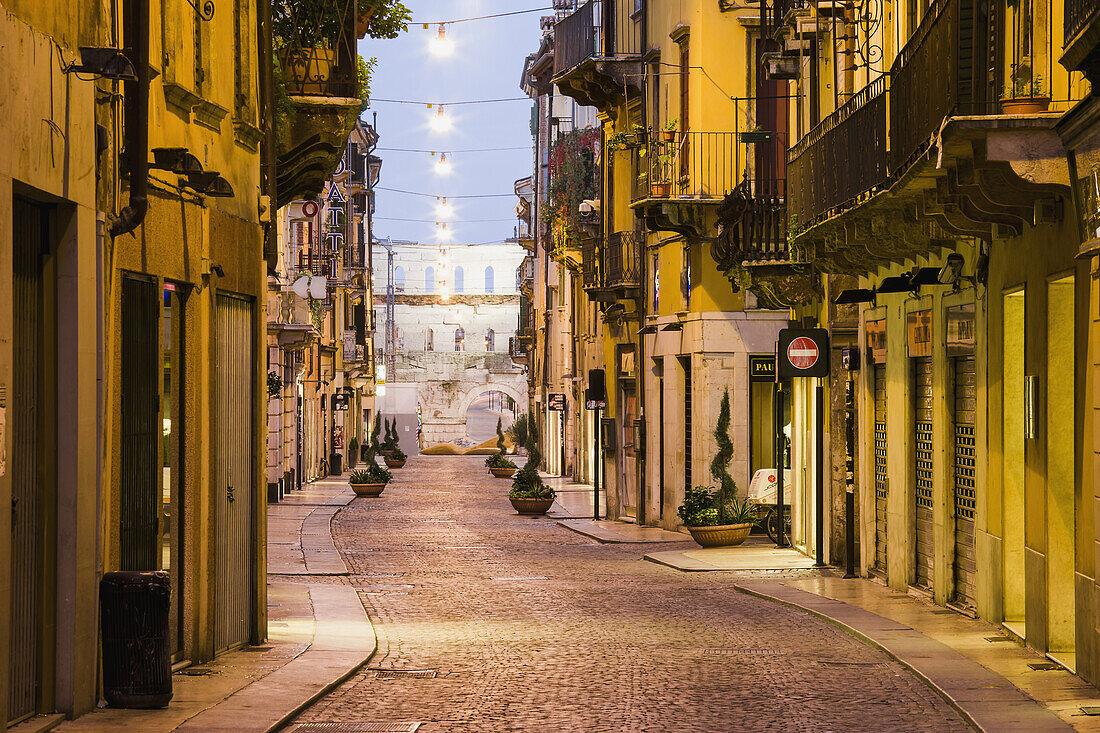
[
  {"x1": 486, "y1": 418, "x2": 517, "y2": 478},
  {"x1": 379, "y1": 417, "x2": 395, "y2": 458},
  {"x1": 508, "y1": 421, "x2": 554, "y2": 515},
  {"x1": 651, "y1": 149, "x2": 675, "y2": 198},
  {"x1": 1001, "y1": 76, "x2": 1050, "y2": 115},
  {"x1": 662, "y1": 118, "x2": 679, "y2": 143},
  {"x1": 348, "y1": 436, "x2": 359, "y2": 469},
  {"x1": 507, "y1": 412, "x2": 529, "y2": 456},
  {"x1": 272, "y1": 0, "x2": 344, "y2": 94},
  {"x1": 677, "y1": 389, "x2": 758, "y2": 547},
  {"x1": 350, "y1": 416, "x2": 391, "y2": 496},
  {"x1": 384, "y1": 442, "x2": 407, "y2": 469}
]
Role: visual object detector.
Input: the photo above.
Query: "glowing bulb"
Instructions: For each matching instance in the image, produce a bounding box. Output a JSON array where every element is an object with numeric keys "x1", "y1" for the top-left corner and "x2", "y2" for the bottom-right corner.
[
  {"x1": 430, "y1": 106, "x2": 451, "y2": 132},
  {"x1": 430, "y1": 24, "x2": 453, "y2": 56},
  {"x1": 435, "y1": 152, "x2": 452, "y2": 175},
  {"x1": 436, "y1": 197, "x2": 452, "y2": 217}
]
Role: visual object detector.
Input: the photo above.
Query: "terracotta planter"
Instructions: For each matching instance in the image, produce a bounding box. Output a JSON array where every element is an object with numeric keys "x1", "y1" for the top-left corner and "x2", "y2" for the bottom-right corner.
[
  {"x1": 279, "y1": 47, "x2": 334, "y2": 95},
  {"x1": 662, "y1": 129, "x2": 676, "y2": 142},
  {"x1": 652, "y1": 181, "x2": 672, "y2": 198},
  {"x1": 685, "y1": 522, "x2": 753, "y2": 548},
  {"x1": 509, "y1": 497, "x2": 554, "y2": 515},
  {"x1": 490, "y1": 466, "x2": 517, "y2": 478},
  {"x1": 384, "y1": 457, "x2": 406, "y2": 469},
  {"x1": 351, "y1": 482, "x2": 386, "y2": 498},
  {"x1": 1001, "y1": 97, "x2": 1050, "y2": 115},
  {"x1": 380, "y1": 449, "x2": 394, "y2": 459}
]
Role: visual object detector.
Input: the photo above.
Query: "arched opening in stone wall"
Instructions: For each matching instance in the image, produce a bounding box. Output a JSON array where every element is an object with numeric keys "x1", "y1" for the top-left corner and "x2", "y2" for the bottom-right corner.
[{"x1": 464, "y1": 390, "x2": 517, "y2": 444}]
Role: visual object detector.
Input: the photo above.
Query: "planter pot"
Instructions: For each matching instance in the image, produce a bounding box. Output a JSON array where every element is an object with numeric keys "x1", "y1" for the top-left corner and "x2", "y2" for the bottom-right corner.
[
  {"x1": 351, "y1": 482, "x2": 386, "y2": 498},
  {"x1": 509, "y1": 497, "x2": 553, "y2": 515},
  {"x1": 652, "y1": 181, "x2": 672, "y2": 198},
  {"x1": 384, "y1": 457, "x2": 406, "y2": 469},
  {"x1": 1001, "y1": 96, "x2": 1050, "y2": 114},
  {"x1": 685, "y1": 523, "x2": 753, "y2": 548},
  {"x1": 490, "y1": 466, "x2": 517, "y2": 478},
  {"x1": 279, "y1": 47, "x2": 334, "y2": 95},
  {"x1": 380, "y1": 449, "x2": 395, "y2": 459},
  {"x1": 662, "y1": 129, "x2": 676, "y2": 142}
]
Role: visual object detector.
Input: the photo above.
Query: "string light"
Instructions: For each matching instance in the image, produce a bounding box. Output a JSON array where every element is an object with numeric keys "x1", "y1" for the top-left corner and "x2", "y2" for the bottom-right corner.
[
  {"x1": 435, "y1": 197, "x2": 452, "y2": 217},
  {"x1": 429, "y1": 105, "x2": 451, "y2": 132},
  {"x1": 430, "y1": 23, "x2": 453, "y2": 56},
  {"x1": 434, "y1": 152, "x2": 452, "y2": 175}
]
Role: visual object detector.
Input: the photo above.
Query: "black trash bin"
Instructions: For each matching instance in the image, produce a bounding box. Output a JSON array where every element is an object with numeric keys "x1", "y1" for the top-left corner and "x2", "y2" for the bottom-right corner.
[
  {"x1": 329, "y1": 452, "x2": 343, "y2": 475},
  {"x1": 100, "y1": 570, "x2": 173, "y2": 708}
]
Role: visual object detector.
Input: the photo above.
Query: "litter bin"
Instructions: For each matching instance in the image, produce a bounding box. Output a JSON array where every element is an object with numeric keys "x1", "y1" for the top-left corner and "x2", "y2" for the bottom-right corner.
[
  {"x1": 100, "y1": 570, "x2": 173, "y2": 708},
  {"x1": 329, "y1": 452, "x2": 343, "y2": 475}
]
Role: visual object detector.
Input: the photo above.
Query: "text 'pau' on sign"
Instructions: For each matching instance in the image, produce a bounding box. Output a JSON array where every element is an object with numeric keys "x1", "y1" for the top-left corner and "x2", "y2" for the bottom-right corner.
[{"x1": 777, "y1": 328, "x2": 830, "y2": 379}]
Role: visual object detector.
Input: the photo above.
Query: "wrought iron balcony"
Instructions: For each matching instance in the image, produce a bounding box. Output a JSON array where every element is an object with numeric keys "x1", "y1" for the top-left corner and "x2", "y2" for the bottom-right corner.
[
  {"x1": 509, "y1": 336, "x2": 528, "y2": 365},
  {"x1": 787, "y1": 76, "x2": 888, "y2": 232},
  {"x1": 297, "y1": 250, "x2": 338, "y2": 279},
  {"x1": 1062, "y1": 0, "x2": 1100, "y2": 86},
  {"x1": 1067, "y1": 0, "x2": 1099, "y2": 44},
  {"x1": 632, "y1": 131, "x2": 744, "y2": 204},
  {"x1": 552, "y1": 0, "x2": 643, "y2": 109},
  {"x1": 604, "y1": 231, "x2": 641, "y2": 293}
]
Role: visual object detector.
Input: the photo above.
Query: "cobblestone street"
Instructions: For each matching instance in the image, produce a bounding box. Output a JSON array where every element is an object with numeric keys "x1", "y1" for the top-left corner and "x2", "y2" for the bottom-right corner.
[{"x1": 286, "y1": 457, "x2": 972, "y2": 732}]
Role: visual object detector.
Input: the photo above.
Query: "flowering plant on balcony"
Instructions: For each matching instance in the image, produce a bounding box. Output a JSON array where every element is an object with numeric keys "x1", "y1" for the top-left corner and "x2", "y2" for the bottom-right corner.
[{"x1": 545, "y1": 127, "x2": 600, "y2": 251}]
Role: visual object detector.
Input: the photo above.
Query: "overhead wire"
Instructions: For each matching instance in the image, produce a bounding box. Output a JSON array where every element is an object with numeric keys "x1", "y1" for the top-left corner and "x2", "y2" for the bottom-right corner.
[
  {"x1": 416, "y1": 7, "x2": 554, "y2": 25},
  {"x1": 377, "y1": 186, "x2": 516, "y2": 199},
  {"x1": 370, "y1": 96, "x2": 530, "y2": 106},
  {"x1": 377, "y1": 145, "x2": 530, "y2": 153}
]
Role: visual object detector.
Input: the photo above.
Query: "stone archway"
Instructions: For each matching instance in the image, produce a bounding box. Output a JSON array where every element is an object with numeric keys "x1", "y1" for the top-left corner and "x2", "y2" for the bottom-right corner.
[{"x1": 456, "y1": 382, "x2": 526, "y2": 418}]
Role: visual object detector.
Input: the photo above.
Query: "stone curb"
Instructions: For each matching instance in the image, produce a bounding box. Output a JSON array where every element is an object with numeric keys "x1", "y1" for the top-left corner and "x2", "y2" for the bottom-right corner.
[{"x1": 732, "y1": 581, "x2": 1072, "y2": 733}]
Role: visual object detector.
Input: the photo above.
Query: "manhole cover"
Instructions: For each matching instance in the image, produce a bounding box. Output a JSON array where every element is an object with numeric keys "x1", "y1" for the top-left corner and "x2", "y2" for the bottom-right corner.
[
  {"x1": 176, "y1": 667, "x2": 214, "y2": 676},
  {"x1": 1029, "y1": 663, "x2": 1063, "y2": 671},
  {"x1": 291, "y1": 724, "x2": 421, "y2": 732},
  {"x1": 703, "y1": 649, "x2": 784, "y2": 656},
  {"x1": 371, "y1": 669, "x2": 437, "y2": 679}
]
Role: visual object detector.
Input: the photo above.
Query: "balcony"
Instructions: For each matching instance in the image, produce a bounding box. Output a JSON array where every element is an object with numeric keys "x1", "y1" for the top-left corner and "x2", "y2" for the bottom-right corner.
[
  {"x1": 298, "y1": 250, "x2": 338, "y2": 279},
  {"x1": 268, "y1": 290, "x2": 319, "y2": 351},
  {"x1": 273, "y1": 0, "x2": 364, "y2": 207},
  {"x1": 1062, "y1": 0, "x2": 1100, "y2": 86},
  {"x1": 552, "y1": 0, "x2": 643, "y2": 110},
  {"x1": 604, "y1": 231, "x2": 641, "y2": 296},
  {"x1": 788, "y1": 0, "x2": 1073, "y2": 274},
  {"x1": 631, "y1": 131, "x2": 747, "y2": 239},
  {"x1": 509, "y1": 336, "x2": 528, "y2": 366}
]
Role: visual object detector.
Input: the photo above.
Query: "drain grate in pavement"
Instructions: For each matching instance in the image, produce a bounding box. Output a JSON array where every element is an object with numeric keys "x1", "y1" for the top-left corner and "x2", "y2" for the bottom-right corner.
[
  {"x1": 291, "y1": 724, "x2": 421, "y2": 732},
  {"x1": 176, "y1": 667, "x2": 214, "y2": 676},
  {"x1": 703, "y1": 649, "x2": 784, "y2": 656},
  {"x1": 371, "y1": 669, "x2": 437, "y2": 679},
  {"x1": 244, "y1": 646, "x2": 274, "y2": 652},
  {"x1": 1028, "y1": 663, "x2": 1063, "y2": 671},
  {"x1": 819, "y1": 661, "x2": 889, "y2": 667}
]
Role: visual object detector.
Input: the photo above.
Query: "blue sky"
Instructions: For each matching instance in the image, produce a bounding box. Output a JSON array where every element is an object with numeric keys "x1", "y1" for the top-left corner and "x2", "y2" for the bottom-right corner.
[{"x1": 358, "y1": 1, "x2": 543, "y2": 246}]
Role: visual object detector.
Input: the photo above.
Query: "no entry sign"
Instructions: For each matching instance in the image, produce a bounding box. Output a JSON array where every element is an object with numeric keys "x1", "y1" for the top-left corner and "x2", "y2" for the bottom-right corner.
[{"x1": 777, "y1": 328, "x2": 830, "y2": 378}]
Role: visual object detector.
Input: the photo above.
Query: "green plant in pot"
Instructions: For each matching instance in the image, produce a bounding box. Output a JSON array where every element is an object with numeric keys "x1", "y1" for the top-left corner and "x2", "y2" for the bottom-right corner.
[
  {"x1": 350, "y1": 415, "x2": 391, "y2": 496},
  {"x1": 379, "y1": 417, "x2": 395, "y2": 457},
  {"x1": 383, "y1": 420, "x2": 407, "y2": 468},
  {"x1": 486, "y1": 418, "x2": 517, "y2": 477},
  {"x1": 508, "y1": 420, "x2": 554, "y2": 514},
  {"x1": 677, "y1": 388, "x2": 758, "y2": 547},
  {"x1": 507, "y1": 412, "x2": 529, "y2": 454},
  {"x1": 1001, "y1": 74, "x2": 1050, "y2": 114},
  {"x1": 662, "y1": 117, "x2": 679, "y2": 142},
  {"x1": 347, "y1": 436, "x2": 359, "y2": 469}
]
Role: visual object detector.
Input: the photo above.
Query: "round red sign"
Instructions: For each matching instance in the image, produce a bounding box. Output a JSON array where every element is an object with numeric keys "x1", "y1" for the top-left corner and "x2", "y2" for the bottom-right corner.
[{"x1": 787, "y1": 336, "x2": 819, "y2": 370}]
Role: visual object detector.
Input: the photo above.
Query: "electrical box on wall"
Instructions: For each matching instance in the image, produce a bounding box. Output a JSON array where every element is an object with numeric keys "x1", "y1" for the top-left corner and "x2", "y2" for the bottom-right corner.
[{"x1": 601, "y1": 417, "x2": 616, "y2": 451}]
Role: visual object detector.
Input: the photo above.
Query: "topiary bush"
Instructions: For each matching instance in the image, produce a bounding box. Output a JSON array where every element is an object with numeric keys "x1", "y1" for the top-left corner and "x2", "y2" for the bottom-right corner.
[
  {"x1": 486, "y1": 417, "x2": 517, "y2": 470},
  {"x1": 509, "y1": 418, "x2": 553, "y2": 500}
]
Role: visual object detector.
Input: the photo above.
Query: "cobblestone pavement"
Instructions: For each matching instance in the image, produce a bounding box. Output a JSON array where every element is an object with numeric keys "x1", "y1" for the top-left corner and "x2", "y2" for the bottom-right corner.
[{"x1": 287, "y1": 456, "x2": 973, "y2": 732}]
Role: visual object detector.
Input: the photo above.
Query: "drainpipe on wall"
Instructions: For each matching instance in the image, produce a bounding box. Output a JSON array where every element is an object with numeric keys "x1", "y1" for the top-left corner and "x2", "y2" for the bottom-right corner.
[
  {"x1": 635, "y1": 0, "x2": 649, "y2": 526},
  {"x1": 258, "y1": 0, "x2": 278, "y2": 272},
  {"x1": 109, "y1": 0, "x2": 149, "y2": 238}
]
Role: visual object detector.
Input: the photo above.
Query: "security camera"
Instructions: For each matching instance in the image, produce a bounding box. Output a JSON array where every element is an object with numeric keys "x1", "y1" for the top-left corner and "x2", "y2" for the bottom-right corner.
[{"x1": 937, "y1": 253, "x2": 964, "y2": 285}]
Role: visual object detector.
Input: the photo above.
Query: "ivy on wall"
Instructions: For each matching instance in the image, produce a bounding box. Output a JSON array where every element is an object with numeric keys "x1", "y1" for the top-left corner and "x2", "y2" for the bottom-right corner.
[{"x1": 545, "y1": 128, "x2": 600, "y2": 250}]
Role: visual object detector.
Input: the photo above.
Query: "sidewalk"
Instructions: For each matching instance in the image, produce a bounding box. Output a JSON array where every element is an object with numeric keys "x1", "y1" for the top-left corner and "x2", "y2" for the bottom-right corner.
[
  {"x1": 57, "y1": 476, "x2": 375, "y2": 733},
  {"x1": 731, "y1": 574, "x2": 1100, "y2": 732}
]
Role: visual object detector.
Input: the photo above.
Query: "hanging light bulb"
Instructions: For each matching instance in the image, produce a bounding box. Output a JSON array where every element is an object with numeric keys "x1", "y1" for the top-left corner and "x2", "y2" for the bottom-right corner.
[
  {"x1": 435, "y1": 152, "x2": 452, "y2": 175},
  {"x1": 430, "y1": 105, "x2": 451, "y2": 132},
  {"x1": 436, "y1": 196, "x2": 451, "y2": 217},
  {"x1": 430, "y1": 23, "x2": 453, "y2": 56}
]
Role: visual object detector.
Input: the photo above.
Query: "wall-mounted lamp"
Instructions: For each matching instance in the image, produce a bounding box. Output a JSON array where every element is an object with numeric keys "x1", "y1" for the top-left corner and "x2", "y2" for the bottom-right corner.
[
  {"x1": 875, "y1": 275, "x2": 913, "y2": 294},
  {"x1": 185, "y1": 171, "x2": 234, "y2": 197},
  {"x1": 833, "y1": 288, "x2": 876, "y2": 304},
  {"x1": 65, "y1": 47, "x2": 137, "y2": 81},
  {"x1": 151, "y1": 147, "x2": 203, "y2": 174}
]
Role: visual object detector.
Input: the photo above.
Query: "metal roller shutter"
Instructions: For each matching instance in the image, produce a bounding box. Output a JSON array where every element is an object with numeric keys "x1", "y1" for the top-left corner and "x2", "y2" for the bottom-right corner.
[
  {"x1": 953, "y1": 356, "x2": 977, "y2": 606},
  {"x1": 914, "y1": 357, "x2": 934, "y2": 589},
  {"x1": 215, "y1": 295, "x2": 253, "y2": 652},
  {"x1": 8, "y1": 197, "x2": 44, "y2": 725},
  {"x1": 874, "y1": 364, "x2": 888, "y2": 573}
]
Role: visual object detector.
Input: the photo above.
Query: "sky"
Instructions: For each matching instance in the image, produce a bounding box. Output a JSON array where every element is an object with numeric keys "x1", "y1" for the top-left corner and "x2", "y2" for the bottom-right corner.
[{"x1": 357, "y1": 1, "x2": 545, "y2": 247}]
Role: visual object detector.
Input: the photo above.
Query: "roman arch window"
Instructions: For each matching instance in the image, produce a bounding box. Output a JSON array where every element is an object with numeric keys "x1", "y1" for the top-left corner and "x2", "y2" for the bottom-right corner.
[
  {"x1": 394, "y1": 266, "x2": 405, "y2": 292},
  {"x1": 485, "y1": 328, "x2": 495, "y2": 352},
  {"x1": 425, "y1": 266, "x2": 435, "y2": 293},
  {"x1": 484, "y1": 266, "x2": 494, "y2": 293},
  {"x1": 454, "y1": 266, "x2": 464, "y2": 292},
  {"x1": 455, "y1": 326, "x2": 465, "y2": 352},
  {"x1": 426, "y1": 328, "x2": 434, "y2": 351}
]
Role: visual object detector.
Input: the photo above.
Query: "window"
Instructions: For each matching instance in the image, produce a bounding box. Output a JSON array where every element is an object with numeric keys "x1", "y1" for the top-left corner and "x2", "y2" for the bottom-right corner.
[
  {"x1": 484, "y1": 266, "x2": 495, "y2": 293},
  {"x1": 426, "y1": 328, "x2": 434, "y2": 351},
  {"x1": 455, "y1": 326, "x2": 465, "y2": 352},
  {"x1": 425, "y1": 266, "x2": 435, "y2": 293},
  {"x1": 394, "y1": 266, "x2": 405, "y2": 292},
  {"x1": 454, "y1": 266, "x2": 464, "y2": 292},
  {"x1": 485, "y1": 328, "x2": 495, "y2": 352}
]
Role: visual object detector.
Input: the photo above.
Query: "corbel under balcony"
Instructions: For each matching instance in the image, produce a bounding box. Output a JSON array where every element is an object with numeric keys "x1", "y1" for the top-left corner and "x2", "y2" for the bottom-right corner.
[
  {"x1": 633, "y1": 199, "x2": 720, "y2": 241},
  {"x1": 553, "y1": 57, "x2": 643, "y2": 112},
  {"x1": 275, "y1": 95, "x2": 360, "y2": 208}
]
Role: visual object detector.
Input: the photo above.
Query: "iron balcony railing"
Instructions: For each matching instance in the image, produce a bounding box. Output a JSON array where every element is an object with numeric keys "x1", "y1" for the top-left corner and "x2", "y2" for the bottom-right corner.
[
  {"x1": 1067, "y1": 0, "x2": 1098, "y2": 44},
  {"x1": 734, "y1": 179, "x2": 789, "y2": 262},
  {"x1": 761, "y1": 0, "x2": 805, "y2": 41},
  {"x1": 787, "y1": 76, "x2": 888, "y2": 231},
  {"x1": 274, "y1": 0, "x2": 359, "y2": 97},
  {"x1": 634, "y1": 131, "x2": 760, "y2": 203},
  {"x1": 298, "y1": 250, "x2": 338, "y2": 279},
  {"x1": 509, "y1": 336, "x2": 527, "y2": 360},
  {"x1": 579, "y1": 236, "x2": 600, "y2": 289},
  {"x1": 553, "y1": 0, "x2": 643, "y2": 77},
  {"x1": 604, "y1": 231, "x2": 641, "y2": 289}
]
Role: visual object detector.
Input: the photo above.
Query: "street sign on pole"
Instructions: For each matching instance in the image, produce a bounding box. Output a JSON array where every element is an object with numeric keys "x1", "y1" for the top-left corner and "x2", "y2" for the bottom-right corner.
[{"x1": 777, "y1": 328, "x2": 830, "y2": 379}]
